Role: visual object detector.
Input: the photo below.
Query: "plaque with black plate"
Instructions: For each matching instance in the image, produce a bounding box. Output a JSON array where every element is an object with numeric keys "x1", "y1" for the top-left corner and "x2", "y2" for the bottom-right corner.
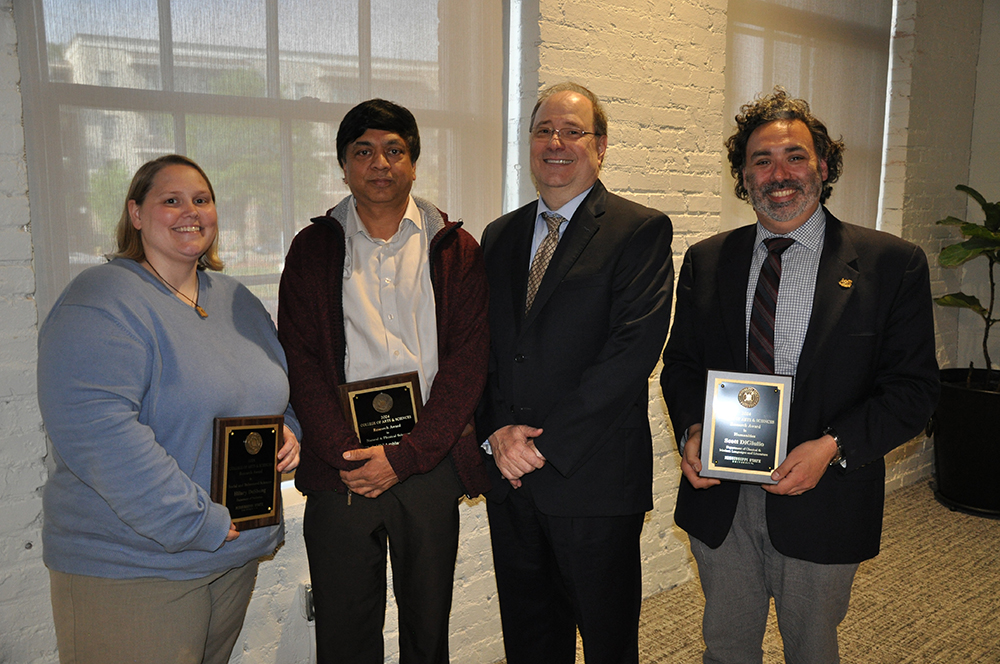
[
  {"x1": 337, "y1": 371, "x2": 422, "y2": 447},
  {"x1": 212, "y1": 415, "x2": 283, "y2": 531},
  {"x1": 700, "y1": 370, "x2": 792, "y2": 484}
]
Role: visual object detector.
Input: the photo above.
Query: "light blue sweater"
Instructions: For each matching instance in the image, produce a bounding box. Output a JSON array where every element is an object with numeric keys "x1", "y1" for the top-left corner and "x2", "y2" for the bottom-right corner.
[{"x1": 38, "y1": 259, "x2": 300, "y2": 580}]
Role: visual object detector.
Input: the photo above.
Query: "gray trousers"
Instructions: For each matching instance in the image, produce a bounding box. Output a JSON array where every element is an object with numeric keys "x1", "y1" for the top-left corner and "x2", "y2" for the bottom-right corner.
[{"x1": 689, "y1": 484, "x2": 858, "y2": 664}]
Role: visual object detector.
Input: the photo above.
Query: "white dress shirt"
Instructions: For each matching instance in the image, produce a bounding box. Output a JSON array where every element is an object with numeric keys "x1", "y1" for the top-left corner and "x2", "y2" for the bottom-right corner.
[{"x1": 342, "y1": 195, "x2": 439, "y2": 403}]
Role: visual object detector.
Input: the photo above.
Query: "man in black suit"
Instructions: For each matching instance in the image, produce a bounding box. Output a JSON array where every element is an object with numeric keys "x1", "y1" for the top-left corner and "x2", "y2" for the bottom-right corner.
[
  {"x1": 661, "y1": 89, "x2": 939, "y2": 663},
  {"x1": 476, "y1": 82, "x2": 674, "y2": 664}
]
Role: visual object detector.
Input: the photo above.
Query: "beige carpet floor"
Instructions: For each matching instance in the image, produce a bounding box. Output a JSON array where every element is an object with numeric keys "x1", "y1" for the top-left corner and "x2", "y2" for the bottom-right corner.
[{"x1": 499, "y1": 479, "x2": 1000, "y2": 663}]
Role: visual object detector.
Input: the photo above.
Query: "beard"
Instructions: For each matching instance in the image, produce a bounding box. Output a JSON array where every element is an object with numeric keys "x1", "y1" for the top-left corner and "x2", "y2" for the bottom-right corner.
[{"x1": 746, "y1": 168, "x2": 824, "y2": 224}]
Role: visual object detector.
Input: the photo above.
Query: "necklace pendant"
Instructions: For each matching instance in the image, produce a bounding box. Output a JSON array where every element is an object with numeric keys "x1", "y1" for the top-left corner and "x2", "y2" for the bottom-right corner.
[{"x1": 195, "y1": 305, "x2": 208, "y2": 319}]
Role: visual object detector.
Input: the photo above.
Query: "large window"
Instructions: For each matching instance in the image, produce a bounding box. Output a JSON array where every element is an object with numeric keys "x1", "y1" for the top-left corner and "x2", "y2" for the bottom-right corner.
[
  {"x1": 724, "y1": 0, "x2": 893, "y2": 231},
  {"x1": 17, "y1": 0, "x2": 503, "y2": 318}
]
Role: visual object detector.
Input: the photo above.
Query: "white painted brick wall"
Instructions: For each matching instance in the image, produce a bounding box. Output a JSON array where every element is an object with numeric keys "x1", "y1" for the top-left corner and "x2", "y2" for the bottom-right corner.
[
  {"x1": 881, "y1": 0, "x2": 930, "y2": 492},
  {"x1": 537, "y1": 0, "x2": 728, "y2": 606},
  {"x1": 0, "y1": 1, "x2": 54, "y2": 661},
  {"x1": 882, "y1": 0, "x2": 985, "y2": 490}
]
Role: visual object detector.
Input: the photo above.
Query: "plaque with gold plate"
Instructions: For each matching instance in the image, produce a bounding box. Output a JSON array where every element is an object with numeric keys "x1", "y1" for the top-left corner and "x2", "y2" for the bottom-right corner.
[
  {"x1": 337, "y1": 371, "x2": 422, "y2": 447},
  {"x1": 700, "y1": 370, "x2": 791, "y2": 484},
  {"x1": 211, "y1": 415, "x2": 283, "y2": 531}
]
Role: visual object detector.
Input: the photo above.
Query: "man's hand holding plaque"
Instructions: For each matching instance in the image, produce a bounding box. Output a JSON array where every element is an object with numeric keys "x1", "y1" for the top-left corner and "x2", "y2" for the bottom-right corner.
[
  {"x1": 679, "y1": 423, "x2": 720, "y2": 489},
  {"x1": 342, "y1": 445, "x2": 400, "y2": 499},
  {"x1": 698, "y1": 370, "x2": 792, "y2": 484},
  {"x1": 763, "y1": 433, "x2": 841, "y2": 496}
]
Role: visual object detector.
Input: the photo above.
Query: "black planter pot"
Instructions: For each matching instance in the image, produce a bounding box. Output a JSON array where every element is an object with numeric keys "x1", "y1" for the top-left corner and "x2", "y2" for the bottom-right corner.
[{"x1": 932, "y1": 368, "x2": 1000, "y2": 518}]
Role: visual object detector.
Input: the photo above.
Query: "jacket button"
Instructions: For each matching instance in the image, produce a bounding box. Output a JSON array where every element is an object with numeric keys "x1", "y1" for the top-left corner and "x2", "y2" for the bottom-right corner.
[
  {"x1": 514, "y1": 354, "x2": 525, "y2": 362},
  {"x1": 510, "y1": 405, "x2": 516, "y2": 413}
]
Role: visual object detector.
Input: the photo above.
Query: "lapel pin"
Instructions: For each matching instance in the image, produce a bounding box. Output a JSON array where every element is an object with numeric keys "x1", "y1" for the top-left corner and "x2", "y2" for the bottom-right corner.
[{"x1": 838, "y1": 278, "x2": 853, "y2": 289}]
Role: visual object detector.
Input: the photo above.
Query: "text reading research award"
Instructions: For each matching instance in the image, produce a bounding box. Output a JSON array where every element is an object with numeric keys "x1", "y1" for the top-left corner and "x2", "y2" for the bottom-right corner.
[{"x1": 337, "y1": 371, "x2": 422, "y2": 447}]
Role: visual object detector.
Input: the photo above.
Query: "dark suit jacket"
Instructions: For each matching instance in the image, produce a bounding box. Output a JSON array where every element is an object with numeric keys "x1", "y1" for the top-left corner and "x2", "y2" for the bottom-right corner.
[
  {"x1": 476, "y1": 180, "x2": 674, "y2": 517},
  {"x1": 660, "y1": 210, "x2": 939, "y2": 564}
]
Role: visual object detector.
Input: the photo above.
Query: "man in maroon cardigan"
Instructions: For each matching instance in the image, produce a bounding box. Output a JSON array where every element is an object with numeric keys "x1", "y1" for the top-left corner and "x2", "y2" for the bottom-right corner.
[{"x1": 278, "y1": 99, "x2": 490, "y2": 664}]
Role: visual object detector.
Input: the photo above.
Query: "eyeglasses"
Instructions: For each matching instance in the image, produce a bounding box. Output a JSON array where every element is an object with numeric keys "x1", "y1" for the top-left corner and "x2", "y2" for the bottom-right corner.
[{"x1": 530, "y1": 126, "x2": 601, "y2": 142}]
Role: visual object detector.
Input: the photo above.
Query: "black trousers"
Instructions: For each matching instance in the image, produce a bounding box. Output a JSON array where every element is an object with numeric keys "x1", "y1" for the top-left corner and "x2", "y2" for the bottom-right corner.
[
  {"x1": 303, "y1": 459, "x2": 464, "y2": 664},
  {"x1": 486, "y1": 484, "x2": 646, "y2": 664}
]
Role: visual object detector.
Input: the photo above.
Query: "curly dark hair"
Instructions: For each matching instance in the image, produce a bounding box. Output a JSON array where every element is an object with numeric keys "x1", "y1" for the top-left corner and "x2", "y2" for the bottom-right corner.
[{"x1": 725, "y1": 87, "x2": 845, "y2": 203}]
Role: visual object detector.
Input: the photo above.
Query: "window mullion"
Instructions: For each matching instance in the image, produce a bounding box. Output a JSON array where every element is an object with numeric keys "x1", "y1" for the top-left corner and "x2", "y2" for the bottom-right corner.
[
  {"x1": 157, "y1": 0, "x2": 174, "y2": 91},
  {"x1": 280, "y1": 122, "x2": 296, "y2": 254},
  {"x1": 266, "y1": 0, "x2": 280, "y2": 99},
  {"x1": 359, "y1": 0, "x2": 372, "y2": 100},
  {"x1": 156, "y1": 0, "x2": 186, "y2": 154}
]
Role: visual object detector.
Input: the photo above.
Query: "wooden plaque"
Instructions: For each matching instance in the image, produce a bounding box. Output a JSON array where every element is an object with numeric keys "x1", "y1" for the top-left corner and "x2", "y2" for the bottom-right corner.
[
  {"x1": 337, "y1": 372, "x2": 422, "y2": 447},
  {"x1": 211, "y1": 415, "x2": 283, "y2": 531},
  {"x1": 700, "y1": 370, "x2": 792, "y2": 484}
]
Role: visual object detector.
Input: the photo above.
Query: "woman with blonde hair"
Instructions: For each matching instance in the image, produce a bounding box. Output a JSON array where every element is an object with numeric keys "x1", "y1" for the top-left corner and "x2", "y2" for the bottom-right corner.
[{"x1": 38, "y1": 154, "x2": 300, "y2": 664}]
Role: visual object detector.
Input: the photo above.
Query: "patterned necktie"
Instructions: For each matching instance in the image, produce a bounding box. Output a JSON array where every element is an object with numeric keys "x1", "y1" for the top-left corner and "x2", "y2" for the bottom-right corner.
[
  {"x1": 748, "y1": 237, "x2": 795, "y2": 374},
  {"x1": 525, "y1": 212, "x2": 564, "y2": 313}
]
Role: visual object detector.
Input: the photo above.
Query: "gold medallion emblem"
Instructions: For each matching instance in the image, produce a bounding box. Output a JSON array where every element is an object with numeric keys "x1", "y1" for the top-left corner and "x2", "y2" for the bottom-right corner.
[
  {"x1": 372, "y1": 392, "x2": 394, "y2": 414},
  {"x1": 738, "y1": 386, "x2": 760, "y2": 408},
  {"x1": 838, "y1": 278, "x2": 853, "y2": 289},
  {"x1": 244, "y1": 431, "x2": 263, "y2": 455}
]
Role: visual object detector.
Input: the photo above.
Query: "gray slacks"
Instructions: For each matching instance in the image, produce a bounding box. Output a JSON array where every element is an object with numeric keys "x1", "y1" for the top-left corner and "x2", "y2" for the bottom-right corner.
[{"x1": 689, "y1": 484, "x2": 859, "y2": 664}]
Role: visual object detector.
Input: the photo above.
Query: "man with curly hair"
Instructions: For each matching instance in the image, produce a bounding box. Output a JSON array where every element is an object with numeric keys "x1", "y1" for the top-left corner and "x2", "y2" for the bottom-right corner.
[{"x1": 661, "y1": 88, "x2": 939, "y2": 663}]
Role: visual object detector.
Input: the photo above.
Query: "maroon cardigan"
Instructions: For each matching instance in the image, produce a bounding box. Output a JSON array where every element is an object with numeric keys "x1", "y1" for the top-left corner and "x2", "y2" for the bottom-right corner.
[{"x1": 278, "y1": 197, "x2": 491, "y2": 497}]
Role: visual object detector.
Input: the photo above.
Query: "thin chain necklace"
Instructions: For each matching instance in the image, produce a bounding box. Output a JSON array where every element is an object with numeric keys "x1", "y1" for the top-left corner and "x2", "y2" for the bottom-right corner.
[{"x1": 144, "y1": 260, "x2": 208, "y2": 319}]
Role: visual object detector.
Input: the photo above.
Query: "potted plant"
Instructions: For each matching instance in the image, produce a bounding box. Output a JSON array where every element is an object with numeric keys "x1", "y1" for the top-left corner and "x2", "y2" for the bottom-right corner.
[{"x1": 931, "y1": 184, "x2": 1000, "y2": 516}]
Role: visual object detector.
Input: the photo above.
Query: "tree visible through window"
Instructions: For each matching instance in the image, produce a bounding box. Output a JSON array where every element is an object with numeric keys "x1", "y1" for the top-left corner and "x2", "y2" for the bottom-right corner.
[{"x1": 18, "y1": 0, "x2": 503, "y2": 319}]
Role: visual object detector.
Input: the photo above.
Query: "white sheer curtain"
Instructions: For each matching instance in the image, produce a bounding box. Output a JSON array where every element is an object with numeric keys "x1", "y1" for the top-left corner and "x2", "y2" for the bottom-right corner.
[
  {"x1": 723, "y1": 0, "x2": 893, "y2": 231},
  {"x1": 17, "y1": 0, "x2": 503, "y2": 319}
]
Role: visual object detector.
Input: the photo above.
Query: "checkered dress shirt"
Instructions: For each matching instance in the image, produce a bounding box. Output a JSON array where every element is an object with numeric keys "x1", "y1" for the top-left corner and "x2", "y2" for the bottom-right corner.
[{"x1": 744, "y1": 206, "x2": 827, "y2": 387}]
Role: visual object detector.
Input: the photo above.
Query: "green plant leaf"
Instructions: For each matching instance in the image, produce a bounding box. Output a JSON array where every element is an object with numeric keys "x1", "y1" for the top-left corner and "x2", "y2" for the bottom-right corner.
[
  {"x1": 934, "y1": 292, "x2": 989, "y2": 317},
  {"x1": 957, "y1": 184, "x2": 988, "y2": 208},
  {"x1": 945, "y1": 185, "x2": 1000, "y2": 373},
  {"x1": 956, "y1": 185, "x2": 1000, "y2": 231},
  {"x1": 939, "y1": 237, "x2": 1000, "y2": 266},
  {"x1": 936, "y1": 215, "x2": 968, "y2": 227},
  {"x1": 958, "y1": 223, "x2": 1000, "y2": 242},
  {"x1": 983, "y1": 202, "x2": 1000, "y2": 232}
]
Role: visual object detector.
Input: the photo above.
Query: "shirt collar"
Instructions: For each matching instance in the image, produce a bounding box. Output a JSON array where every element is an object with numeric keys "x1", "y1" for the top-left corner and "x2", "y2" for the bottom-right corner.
[
  {"x1": 537, "y1": 186, "x2": 594, "y2": 225},
  {"x1": 345, "y1": 195, "x2": 422, "y2": 242},
  {"x1": 754, "y1": 204, "x2": 826, "y2": 253},
  {"x1": 343, "y1": 195, "x2": 422, "y2": 279}
]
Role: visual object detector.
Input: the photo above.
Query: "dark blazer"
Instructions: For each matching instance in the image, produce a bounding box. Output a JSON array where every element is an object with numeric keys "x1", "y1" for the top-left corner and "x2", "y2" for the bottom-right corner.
[
  {"x1": 661, "y1": 211, "x2": 939, "y2": 564},
  {"x1": 476, "y1": 180, "x2": 674, "y2": 517}
]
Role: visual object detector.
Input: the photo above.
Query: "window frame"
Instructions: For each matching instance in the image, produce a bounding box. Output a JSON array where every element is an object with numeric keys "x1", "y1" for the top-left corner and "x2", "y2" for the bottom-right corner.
[{"x1": 17, "y1": 0, "x2": 502, "y2": 317}]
